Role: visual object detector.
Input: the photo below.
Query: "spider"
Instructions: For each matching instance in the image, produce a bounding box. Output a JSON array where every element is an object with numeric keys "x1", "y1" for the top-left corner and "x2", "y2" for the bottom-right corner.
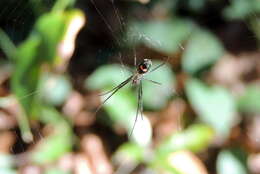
[
  {"x1": 89, "y1": 0, "x2": 168, "y2": 135},
  {"x1": 95, "y1": 57, "x2": 167, "y2": 136}
]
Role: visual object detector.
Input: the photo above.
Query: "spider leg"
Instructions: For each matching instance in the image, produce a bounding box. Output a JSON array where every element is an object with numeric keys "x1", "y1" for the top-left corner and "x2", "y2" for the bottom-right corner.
[
  {"x1": 140, "y1": 81, "x2": 143, "y2": 120},
  {"x1": 99, "y1": 76, "x2": 133, "y2": 96},
  {"x1": 149, "y1": 57, "x2": 170, "y2": 73},
  {"x1": 129, "y1": 81, "x2": 143, "y2": 136},
  {"x1": 95, "y1": 76, "x2": 132, "y2": 114},
  {"x1": 134, "y1": 47, "x2": 137, "y2": 67},
  {"x1": 129, "y1": 83, "x2": 140, "y2": 136},
  {"x1": 143, "y1": 78, "x2": 161, "y2": 85},
  {"x1": 150, "y1": 62, "x2": 164, "y2": 73}
]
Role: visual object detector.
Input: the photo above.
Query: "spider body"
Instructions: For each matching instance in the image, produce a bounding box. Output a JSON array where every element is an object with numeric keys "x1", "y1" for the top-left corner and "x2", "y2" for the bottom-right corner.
[
  {"x1": 132, "y1": 59, "x2": 152, "y2": 85},
  {"x1": 137, "y1": 59, "x2": 152, "y2": 74}
]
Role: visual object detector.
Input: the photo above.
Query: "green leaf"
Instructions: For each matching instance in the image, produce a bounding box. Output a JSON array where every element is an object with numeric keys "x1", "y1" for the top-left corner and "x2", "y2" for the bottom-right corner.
[
  {"x1": 0, "y1": 28, "x2": 16, "y2": 61},
  {"x1": 186, "y1": 79, "x2": 237, "y2": 139},
  {"x1": 52, "y1": 0, "x2": 75, "y2": 12},
  {"x1": 0, "y1": 169, "x2": 17, "y2": 174},
  {"x1": 35, "y1": 12, "x2": 67, "y2": 63},
  {"x1": 186, "y1": 0, "x2": 206, "y2": 12},
  {"x1": 0, "y1": 154, "x2": 14, "y2": 168},
  {"x1": 223, "y1": 0, "x2": 260, "y2": 20},
  {"x1": 250, "y1": 18, "x2": 260, "y2": 43},
  {"x1": 143, "y1": 61, "x2": 176, "y2": 110},
  {"x1": 44, "y1": 168, "x2": 70, "y2": 174},
  {"x1": 217, "y1": 148, "x2": 248, "y2": 174},
  {"x1": 103, "y1": 87, "x2": 137, "y2": 127},
  {"x1": 156, "y1": 124, "x2": 214, "y2": 157},
  {"x1": 39, "y1": 73, "x2": 72, "y2": 106},
  {"x1": 0, "y1": 154, "x2": 17, "y2": 174},
  {"x1": 31, "y1": 107, "x2": 72, "y2": 164},
  {"x1": 12, "y1": 36, "x2": 42, "y2": 115},
  {"x1": 35, "y1": 10, "x2": 85, "y2": 64},
  {"x1": 11, "y1": 36, "x2": 42, "y2": 142},
  {"x1": 85, "y1": 64, "x2": 132, "y2": 91},
  {"x1": 12, "y1": 10, "x2": 85, "y2": 115},
  {"x1": 85, "y1": 64, "x2": 136, "y2": 128},
  {"x1": 32, "y1": 120, "x2": 72, "y2": 164},
  {"x1": 127, "y1": 18, "x2": 194, "y2": 54},
  {"x1": 114, "y1": 143, "x2": 145, "y2": 163},
  {"x1": 11, "y1": 10, "x2": 84, "y2": 141},
  {"x1": 182, "y1": 29, "x2": 224, "y2": 74},
  {"x1": 237, "y1": 84, "x2": 260, "y2": 114}
]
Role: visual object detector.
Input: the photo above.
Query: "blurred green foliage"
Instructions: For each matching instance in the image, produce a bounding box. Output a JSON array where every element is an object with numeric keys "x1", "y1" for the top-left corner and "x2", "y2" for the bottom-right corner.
[
  {"x1": 44, "y1": 168, "x2": 70, "y2": 174},
  {"x1": 155, "y1": 124, "x2": 214, "y2": 156},
  {"x1": 0, "y1": 0, "x2": 260, "y2": 173},
  {"x1": 0, "y1": 154, "x2": 16, "y2": 174},
  {"x1": 10, "y1": 8, "x2": 84, "y2": 142},
  {"x1": 182, "y1": 29, "x2": 224, "y2": 74},
  {"x1": 223, "y1": 0, "x2": 260, "y2": 20},
  {"x1": 114, "y1": 124, "x2": 213, "y2": 172},
  {"x1": 217, "y1": 148, "x2": 248, "y2": 174},
  {"x1": 238, "y1": 84, "x2": 260, "y2": 114},
  {"x1": 85, "y1": 1, "x2": 259, "y2": 173},
  {"x1": 86, "y1": 64, "x2": 136, "y2": 128},
  {"x1": 186, "y1": 79, "x2": 237, "y2": 139},
  {"x1": 0, "y1": 0, "x2": 82, "y2": 165},
  {"x1": 39, "y1": 73, "x2": 72, "y2": 106},
  {"x1": 127, "y1": 18, "x2": 194, "y2": 54}
]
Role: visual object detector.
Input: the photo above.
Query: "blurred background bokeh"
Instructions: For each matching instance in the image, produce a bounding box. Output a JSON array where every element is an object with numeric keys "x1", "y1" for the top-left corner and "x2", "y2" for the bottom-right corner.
[{"x1": 0, "y1": 0, "x2": 260, "y2": 173}]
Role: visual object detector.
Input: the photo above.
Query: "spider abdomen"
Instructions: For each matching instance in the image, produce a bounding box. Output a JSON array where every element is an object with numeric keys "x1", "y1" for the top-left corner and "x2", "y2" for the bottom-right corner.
[{"x1": 137, "y1": 59, "x2": 152, "y2": 74}]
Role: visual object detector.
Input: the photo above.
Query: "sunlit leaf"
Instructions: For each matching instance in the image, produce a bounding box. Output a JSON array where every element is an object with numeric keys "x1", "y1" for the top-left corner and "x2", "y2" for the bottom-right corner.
[
  {"x1": 44, "y1": 168, "x2": 70, "y2": 174},
  {"x1": 114, "y1": 143, "x2": 145, "y2": 163},
  {"x1": 39, "y1": 73, "x2": 72, "y2": 106},
  {"x1": 85, "y1": 64, "x2": 136, "y2": 129},
  {"x1": 156, "y1": 124, "x2": 214, "y2": 157},
  {"x1": 0, "y1": 169, "x2": 17, "y2": 174},
  {"x1": 11, "y1": 9, "x2": 84, "y2": 141},
  {"x1": 0, "y1": 154, "x2": 16, "y2": 174},
  {"x1": 85, "y1": 64, "x2": 132, "y2": 91},
  {"x1": 52, "y1": 0, "x2": 75, "y2": 12},
  {"x1": 130, "y1": 115, "x2": 152, "y2": 146},
  {"x1": 182, "y1": 29, "x2": 224, "y2": 74},
  {"x1": 101, "y1": 87, "x2": 136, "y2": 127},
  {"x1": 127, "y1": 18, "x2": 194, "y2": 54},
  {"x1": 0, "y1": 154, "x2": 13, "y2": 168},
  {"x1": 167, "y1": 150, "x2": 208, "y2": 174},
  {"x1": 12, "y1": 9, "x2": 85, "y2": 114},
  {"x1": 217, "y1": 148, "x2": 248, "y2": 174},
  {"x1": 36, "y1": 10, "x2": 85, "y2": 65},
  {"x1": 186, "y1": 79, "x2": 237, "y2": 139}
]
